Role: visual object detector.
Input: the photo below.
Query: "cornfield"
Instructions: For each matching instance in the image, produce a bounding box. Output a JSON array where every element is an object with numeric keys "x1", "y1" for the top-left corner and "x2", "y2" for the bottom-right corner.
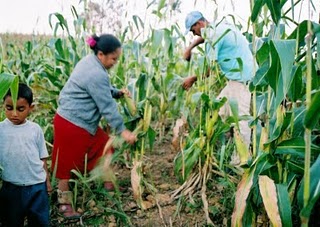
[{"x1": 0, "y1": 0, "x2": 320, "y2": 226}]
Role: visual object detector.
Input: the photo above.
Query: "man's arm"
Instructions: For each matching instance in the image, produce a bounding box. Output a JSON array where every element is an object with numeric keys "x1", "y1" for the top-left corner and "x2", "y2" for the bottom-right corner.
[{"x1": 183, "y1": 37, "x2": 205, "y2": 61}]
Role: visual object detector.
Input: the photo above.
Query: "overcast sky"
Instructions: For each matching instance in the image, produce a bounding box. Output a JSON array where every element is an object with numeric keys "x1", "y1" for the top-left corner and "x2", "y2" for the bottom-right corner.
[{"x1": 0, "y1": 0, "x2": 318, "y2": 35}]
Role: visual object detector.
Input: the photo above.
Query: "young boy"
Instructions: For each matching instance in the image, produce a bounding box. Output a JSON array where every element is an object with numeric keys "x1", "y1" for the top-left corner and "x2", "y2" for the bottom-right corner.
[{"x1": 0, "y1": 83, "x2": 52, "y2": 226}]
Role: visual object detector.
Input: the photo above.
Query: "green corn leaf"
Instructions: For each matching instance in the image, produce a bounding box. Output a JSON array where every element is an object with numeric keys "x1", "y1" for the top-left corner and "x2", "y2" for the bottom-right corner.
[
  {"x1": 297, "y1": 155, "x2": 320, "y2": 218},
  {"x1": 191, "y1": 91, "x2": 204, "y2": 104},
  {"x1": 9, "y1": 78, "x2": 19, "y2": 111},
  {"x1": 287, "y1": 65, "x2": 303, "y2": 102},
  {"x1": 229, "y1": 98, "x2": 239, "y2": 128},
  {"x1": 137, "y1": 73, "x2": 147, "y2": 101},
  {"x1": 251, "y1": 0, "x2": 266, "y2": 23},
  {"x1": 265, "y1": 42, "x2": 280, "y2": 95},
  {"x1": 157, "y1": 0, "x2": 166, "y2": 11},
  {"x1": 147, "y1": 127, "x2": 156, "y2": 152},
  {"x1": 275, "y1": 137, "x2": 320, "y2": 158},
  {"x1": 276, "y1": 184, "x2": 293, "y2": 227},
  {"x1": 286, "y1": 160, "x2": 304, "y2": 175},
  {"x1": 49, "y1": 12, "x2": 70, "y2": 35},
  {"x1": 288, "y1": 21, "x2": 320, "y2": 49},
  {"x1": 0, "y1": 73, "x2": 19, "y2": 112},
  {"x1": 150, "y1": 29, "x2": 164, "y2": 57},
  {"x1": 174, "y1": 138, "x2": 202, "y2": 181},
  {"x1": 133, "y1": 15, "x2": 144, "y2": 31},
  {"x1": 304, "y1": 90, "x2": 320, "y2": 129},
  {"x1": 0, "y1": 73, "x2": 18, "y2": 99},
  {"x1": 271, "y1": 40, "x2": 296, "y2": 108},
  {"x1": 266, "y1": 0, "x2": 281, "y2": 25},
  {"x1": 266, "y1": 111, "x2": 292, "y2": 145}
]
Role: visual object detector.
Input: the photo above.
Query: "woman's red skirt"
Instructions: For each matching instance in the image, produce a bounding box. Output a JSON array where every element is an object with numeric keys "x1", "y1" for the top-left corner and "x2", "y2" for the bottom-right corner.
[{"x1": 51, "y1": 113, "x2": 113, "y2": 179}]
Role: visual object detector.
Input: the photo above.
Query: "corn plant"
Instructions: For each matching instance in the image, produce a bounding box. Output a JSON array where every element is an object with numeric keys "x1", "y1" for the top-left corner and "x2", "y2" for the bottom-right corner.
[
  {"x1": 171, "y1": 37, "x2": 238, "y2": 223},
  {"x1": 231, "y1": 0, "x2": 320, "y2": 226}
]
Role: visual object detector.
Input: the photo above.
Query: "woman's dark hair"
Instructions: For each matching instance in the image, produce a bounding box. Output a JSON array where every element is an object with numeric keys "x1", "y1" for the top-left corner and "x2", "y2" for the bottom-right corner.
[
  {"x1": 88, "y1": 34, "x2": 121, "y2": 55},
  {"x1": 4, "y1": 83, "x2": 33, "y2": 105}
]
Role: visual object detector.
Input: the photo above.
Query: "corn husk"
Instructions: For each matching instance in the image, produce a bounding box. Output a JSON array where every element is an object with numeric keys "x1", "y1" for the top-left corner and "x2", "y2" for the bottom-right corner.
[
  {"x1": 234, "y1": 127, "x2": 251, "y2": 166},
  {"x1": 143, "y1": 104, "x2": 152, "y2": 132},
  {"x1": 124, "y1": 94, "x2": 137, "y2": 116},
  {"x1": 205, "y1": 110, "x2": 219, "y2": 140}
]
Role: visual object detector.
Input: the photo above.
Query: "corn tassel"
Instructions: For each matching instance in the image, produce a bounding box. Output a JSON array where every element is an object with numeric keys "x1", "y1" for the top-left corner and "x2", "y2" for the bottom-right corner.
[{"x1": 124, "y1": 94, "x2": 137, "y2": 116}]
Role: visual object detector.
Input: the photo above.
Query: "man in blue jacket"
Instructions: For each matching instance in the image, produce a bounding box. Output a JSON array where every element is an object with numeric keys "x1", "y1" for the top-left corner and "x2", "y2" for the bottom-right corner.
[{"x1": 182, "y1": 11, "x2": 255, "y2": 163}]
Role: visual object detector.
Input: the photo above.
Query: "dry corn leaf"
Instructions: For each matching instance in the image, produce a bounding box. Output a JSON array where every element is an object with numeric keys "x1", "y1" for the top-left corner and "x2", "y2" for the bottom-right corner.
[
  {"x1": 231, "y1": 170, "x2": 254, "y2": 226},
  {"x1": 259, "y1": 176, "x2": 282, "y2": 227},
  {"x1": 171, "y1": 117, "x2": 187, "y2": 151},
  {"x1": 141, "y1": 200, "x2": 154, "y2": 210},
  {"x1": 131, "y1": 160, "x2": 143, "y2": 201}
]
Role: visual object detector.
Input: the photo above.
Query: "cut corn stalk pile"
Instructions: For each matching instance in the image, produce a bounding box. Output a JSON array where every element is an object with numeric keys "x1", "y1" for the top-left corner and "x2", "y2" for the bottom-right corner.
[{"x1": 170, "y1": 103, "x2": 225, "y2": 225}]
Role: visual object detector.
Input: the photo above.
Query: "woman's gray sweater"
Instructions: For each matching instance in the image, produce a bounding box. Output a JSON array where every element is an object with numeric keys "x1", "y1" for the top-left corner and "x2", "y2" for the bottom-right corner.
[{"x1": 57, "y1": 54, "x2": 125, "y2": 135}]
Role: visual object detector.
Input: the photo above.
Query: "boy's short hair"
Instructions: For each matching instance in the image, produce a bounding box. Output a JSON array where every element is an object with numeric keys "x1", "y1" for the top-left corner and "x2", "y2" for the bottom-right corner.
[{"x1": 4, "y1": 83, "x2": 33, "y2": 105}]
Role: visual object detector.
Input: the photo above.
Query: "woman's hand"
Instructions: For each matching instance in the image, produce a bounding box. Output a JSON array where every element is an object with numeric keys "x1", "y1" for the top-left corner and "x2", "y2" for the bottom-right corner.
[
  {"x1": 121, "y1": 129, "x2": 137, "y2": 145},
  {"x1": 119, "y1": 88, "x2": 131, "y2": 97},
  {"x1": 182, "y1": 76, "x2": 197, "y2": 90}
]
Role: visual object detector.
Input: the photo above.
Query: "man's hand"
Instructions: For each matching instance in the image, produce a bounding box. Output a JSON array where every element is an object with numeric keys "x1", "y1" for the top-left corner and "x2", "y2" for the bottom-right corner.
[{"x1": 182, "y1": 76, "x2": 197, "y2": 90}]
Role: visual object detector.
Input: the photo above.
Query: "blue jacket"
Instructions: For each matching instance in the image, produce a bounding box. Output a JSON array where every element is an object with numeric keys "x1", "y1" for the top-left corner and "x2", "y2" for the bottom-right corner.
[{"x1": 203, "y1": 20, "x2": 255, "y2": 82}]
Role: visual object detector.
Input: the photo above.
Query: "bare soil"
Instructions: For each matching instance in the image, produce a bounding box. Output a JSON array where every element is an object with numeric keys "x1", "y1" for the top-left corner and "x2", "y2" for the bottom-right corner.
[{"x1": 49, "y1": 137, "x2": 235, "y2": 227}]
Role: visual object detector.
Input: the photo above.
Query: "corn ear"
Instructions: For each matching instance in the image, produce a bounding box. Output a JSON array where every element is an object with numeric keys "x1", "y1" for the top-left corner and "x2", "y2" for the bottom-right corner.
[
  {"x1": 124, "y1": 94, "x2": 137, "y2": 116},
  {"x1": 133, "y1": 120, "x2": 144, "y2": 135},
  {"x1": 206, "y1": 110, "x2": 219, "y2": 140},
  {"x1": 234, "y1": 127, "x2": 250, "y2": 166},
  {"x1": 143, "y1": 104, "x2": 152, "y2": 132},
  {"x1": 160, "y1": 94, "x2": 167, "y2": 114},
  {"x1": 275, "y1": 105, "x2": 285, "y2": 128}
]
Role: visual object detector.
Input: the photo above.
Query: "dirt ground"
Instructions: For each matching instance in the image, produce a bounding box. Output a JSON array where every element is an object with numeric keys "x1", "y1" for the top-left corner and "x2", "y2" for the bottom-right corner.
[{"x1": 49, "y1": 136, "x2": 235, "y2": 227}]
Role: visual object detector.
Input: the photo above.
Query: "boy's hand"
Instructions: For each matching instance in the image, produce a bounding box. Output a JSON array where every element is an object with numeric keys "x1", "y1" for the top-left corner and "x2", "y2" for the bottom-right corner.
[
  {"x1": 46, "y1": 180, "x2": 53, "y2": 195},
  {"x1": 182, "y1": 76, "x2": 197, "y2": 90}
]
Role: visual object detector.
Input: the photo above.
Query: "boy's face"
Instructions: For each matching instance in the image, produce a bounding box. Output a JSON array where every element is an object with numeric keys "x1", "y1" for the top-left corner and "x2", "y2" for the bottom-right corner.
[{"x1": 4, "y1": 96, "x2": 33, "y2": 125}]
